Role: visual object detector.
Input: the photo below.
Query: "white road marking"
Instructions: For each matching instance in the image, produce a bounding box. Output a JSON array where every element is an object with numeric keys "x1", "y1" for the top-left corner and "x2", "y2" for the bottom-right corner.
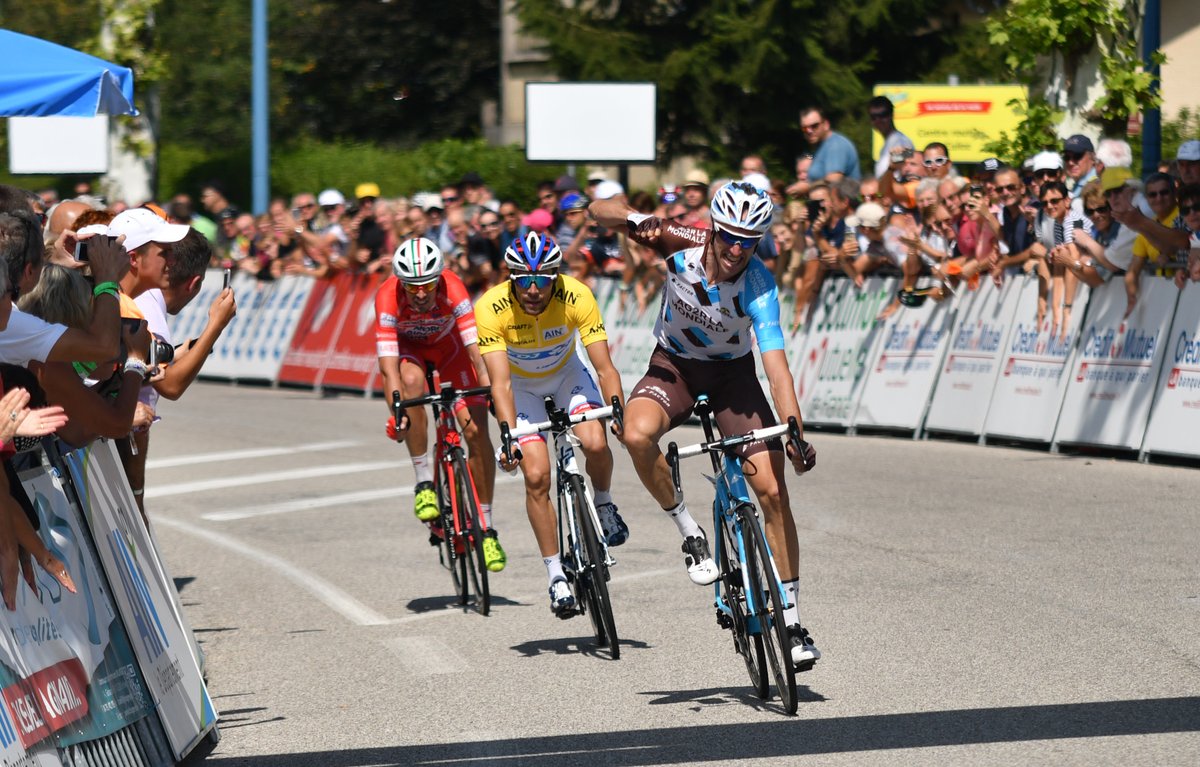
[
  {"x1": 154, "y1": 515, "x2": 392, "y2": 626},
  {"x1": 145, "y1": 460, "x2": 403, "y2": 499},
  {"x1": 383, "y1": 636, "x2": 467, "y2": 675},
  {"x1": 146, "y1": 439, "x2": 365, "y2": 469},
  {"x1": 201, "y1": 474, "x2": 523, "y2": 522}
]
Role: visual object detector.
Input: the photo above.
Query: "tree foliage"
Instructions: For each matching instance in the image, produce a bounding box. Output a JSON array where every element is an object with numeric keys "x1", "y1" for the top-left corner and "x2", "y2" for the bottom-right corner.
[
  {"x1": 512, "y1": 0, "x2": 1001, "y2": 171},
  {"x1": 986, "y1": 0, "x2": 1163, "y2": 133}
]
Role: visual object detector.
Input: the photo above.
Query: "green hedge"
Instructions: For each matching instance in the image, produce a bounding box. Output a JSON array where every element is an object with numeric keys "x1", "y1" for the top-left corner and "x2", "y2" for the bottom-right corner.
[{"x1": 159, "y1": 138, "x2": 566, "y2": 212}]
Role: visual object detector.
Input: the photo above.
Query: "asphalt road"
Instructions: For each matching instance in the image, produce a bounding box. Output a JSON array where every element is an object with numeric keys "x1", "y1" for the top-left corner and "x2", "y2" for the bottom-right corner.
[{"x1": 149, "y1": 382, "x2": 1200, "y2": 766}]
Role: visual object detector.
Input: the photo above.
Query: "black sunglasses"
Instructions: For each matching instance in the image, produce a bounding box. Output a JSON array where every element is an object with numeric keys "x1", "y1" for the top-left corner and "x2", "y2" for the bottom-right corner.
[
  {"x1": 1085, "y1": 205, "x2": 1111, "y2": 216},
  {"x1": 1179, "y1": 203, "x2": 1200, "y2": 215}
]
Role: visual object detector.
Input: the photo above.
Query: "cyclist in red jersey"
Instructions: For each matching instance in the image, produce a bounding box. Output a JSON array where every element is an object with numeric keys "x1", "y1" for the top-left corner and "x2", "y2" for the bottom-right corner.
[{"x1": 375, "y1": 237, "x2": 506, "y2": 571}]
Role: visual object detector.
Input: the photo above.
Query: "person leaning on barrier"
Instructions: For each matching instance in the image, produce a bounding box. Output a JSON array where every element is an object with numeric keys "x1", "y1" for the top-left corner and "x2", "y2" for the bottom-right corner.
[
  {"x1": 0, "y1": 211, "x2": 127, "y2": 368},
  {"x1": 1121, "y1": 172, "x2": 1190, "y2": 317},
  {"x1": 120, "y1": 229, "x2": 236, "y2": 521},
  {"x1": 17, "y1": 265, "x2": 152, "y2": 447},
  {"x1": 1065, "y1": 179, "x2": 1136, "y2": 289},
  {"x1": 0, "y1": 265, "x2": 77, "y2": 612}
]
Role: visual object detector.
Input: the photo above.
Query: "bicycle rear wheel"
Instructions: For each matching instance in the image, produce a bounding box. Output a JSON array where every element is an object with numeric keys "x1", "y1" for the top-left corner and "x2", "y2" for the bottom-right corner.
[
  {"x1": 454, "y1": 455, "x2": 490, "y2": 616},
  {"x1": 570, "y1": 475, "x2": 619, "y2": 659},
  {"x1": 719, "y1": 506, "x2": 767, "y2": 697},
  {"x1": 741, "y1": 505, "x2": 797, "y2": 715}
]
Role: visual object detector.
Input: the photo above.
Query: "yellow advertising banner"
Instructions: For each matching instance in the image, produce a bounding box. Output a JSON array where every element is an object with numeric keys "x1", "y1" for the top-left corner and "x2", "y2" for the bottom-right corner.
[{"x1": 872, "y1": 84, "x2": 1027, "y2": 163}]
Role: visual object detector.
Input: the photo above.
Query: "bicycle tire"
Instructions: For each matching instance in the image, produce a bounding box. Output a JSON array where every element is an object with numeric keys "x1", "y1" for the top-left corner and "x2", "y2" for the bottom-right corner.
[
  {"x1": 439, "y1": 461, "x2": 468, "y2": 606},
  {"x1": 569, "y1": 475, "x2": 619, "y2": 659},
  {"x1": 742, "y1": 505, "x2": 798, "y2": 715},
  {"x1": 454, "y1": 454, "x2": 490, "y2": 616},
  {"x1": 719, "y1": 506, "x2": 767, "y2": 697}
]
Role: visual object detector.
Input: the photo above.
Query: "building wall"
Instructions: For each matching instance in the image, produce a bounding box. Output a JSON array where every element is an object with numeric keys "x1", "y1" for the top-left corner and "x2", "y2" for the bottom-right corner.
[{"x1": 1161, "y1": 0, "x2": 1200, "y2": 119}]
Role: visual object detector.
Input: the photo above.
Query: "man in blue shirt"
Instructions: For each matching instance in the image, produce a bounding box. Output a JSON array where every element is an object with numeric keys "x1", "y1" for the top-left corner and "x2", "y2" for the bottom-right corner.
[{"x1": 793, "y1": 107, "x2": 861, "y2": 198}]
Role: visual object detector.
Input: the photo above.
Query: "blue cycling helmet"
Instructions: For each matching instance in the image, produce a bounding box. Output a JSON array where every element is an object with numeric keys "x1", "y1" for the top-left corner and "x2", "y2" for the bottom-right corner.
[{"x1": 504, "y1": 231, "x2": 563, "y2": 273}]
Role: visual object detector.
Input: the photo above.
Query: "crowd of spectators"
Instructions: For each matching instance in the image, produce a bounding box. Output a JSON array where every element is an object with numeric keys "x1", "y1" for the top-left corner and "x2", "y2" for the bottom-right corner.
[{"x1": 0, "y1": 181, "x2": 236, "y2": 605}]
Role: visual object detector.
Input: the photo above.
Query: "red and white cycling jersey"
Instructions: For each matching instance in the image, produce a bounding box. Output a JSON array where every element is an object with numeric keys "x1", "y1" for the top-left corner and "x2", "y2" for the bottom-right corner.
[{"x1": 374, "y1": 271, "x2": 478, "y2": 356}]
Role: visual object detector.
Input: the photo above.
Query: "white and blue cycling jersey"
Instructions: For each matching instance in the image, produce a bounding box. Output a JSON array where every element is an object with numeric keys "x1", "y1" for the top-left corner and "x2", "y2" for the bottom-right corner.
[{"x1": 632, "y1": 221, "x2": 784, "y2": 361}]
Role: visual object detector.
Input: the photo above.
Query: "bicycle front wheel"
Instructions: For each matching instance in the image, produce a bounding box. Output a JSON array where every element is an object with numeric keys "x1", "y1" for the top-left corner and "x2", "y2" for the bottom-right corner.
[
  {"x1": 454, "y1": 454, "x2": 490, "y2": 616},
  {"x1": 570, "y1": 475, "x2": 619, "y2": 659},
  {"x1": 437, "y1": 462, "x2": 467, "y2": 605},
  {"x1": 742, "y1": 505, "x2": 797, "y2": 715},
  {"x1": 719, "y1": 507, "x2": 766, "y2": 697}
]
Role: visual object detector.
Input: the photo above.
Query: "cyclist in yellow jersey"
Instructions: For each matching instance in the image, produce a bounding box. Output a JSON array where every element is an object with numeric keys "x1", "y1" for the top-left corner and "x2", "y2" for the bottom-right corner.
[{"x1": 477, "y1": 232, "x2": 626, "y2": 616}]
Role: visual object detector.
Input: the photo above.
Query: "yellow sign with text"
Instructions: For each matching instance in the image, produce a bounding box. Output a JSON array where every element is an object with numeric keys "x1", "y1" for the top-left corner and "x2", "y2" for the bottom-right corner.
[{"x1": 872, "y1": 84, "x2": 1027, "y2": 163}]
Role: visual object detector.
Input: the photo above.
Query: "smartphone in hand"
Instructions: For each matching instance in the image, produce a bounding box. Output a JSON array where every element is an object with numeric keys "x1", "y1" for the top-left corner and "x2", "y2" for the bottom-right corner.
[{"x1": 223, "y1": 268, "x2": 232, "y2": 290}]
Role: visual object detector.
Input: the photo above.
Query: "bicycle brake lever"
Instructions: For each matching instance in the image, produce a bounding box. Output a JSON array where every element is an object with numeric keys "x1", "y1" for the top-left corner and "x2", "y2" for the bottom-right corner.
[{"x1": 667, "y1": 441, "x2": 681, "y2": 493}]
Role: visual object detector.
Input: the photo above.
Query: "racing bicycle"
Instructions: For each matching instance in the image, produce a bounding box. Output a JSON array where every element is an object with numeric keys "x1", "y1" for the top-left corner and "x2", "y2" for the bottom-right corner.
[
  {"x1": 501, "y1": 395, "x2": 623, "y2": 659},
  {"x1": 666, "y1": 395, "x2": 810, "y2": 714},
  {"x1": 392, "y1": 365, "x2": 493, "y2": 616}
]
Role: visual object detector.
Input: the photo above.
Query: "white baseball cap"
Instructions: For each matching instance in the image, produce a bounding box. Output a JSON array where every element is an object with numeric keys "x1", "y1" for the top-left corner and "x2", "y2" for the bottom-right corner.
[
  {"x1": 317, "y1": 188, "x2": 345, "y2": 207},
  {"x1": 1031, "y1": 151, "x2": 1064, "y2": 172},
  {"x1": 107, "y1": 208, "x2": 190, "y2": 253},
  {"x1": 593, "y1": 180, "x2": 625, "y2": 200},
  {"x1": 1177, "y1": 140, "x2": 1200, "y2": 162}
]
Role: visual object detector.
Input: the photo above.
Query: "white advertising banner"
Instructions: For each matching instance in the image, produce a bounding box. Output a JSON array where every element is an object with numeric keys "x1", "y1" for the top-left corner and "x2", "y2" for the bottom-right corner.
[
  {"x1": 1143, "y1": 281, "x2": 1200, "y2": 458},
  {"x1": 602, "y1": 284, "x2": 659, "y2": 396},
  {"x1": 792, "y1": 278, "x2": 896, "y2": 427},
  {"x1": 984, "y1": 276, "x2": 1089, "y2": 442},
  {"x1": 924, "y1": 279, "x2": 1022, "y2": 435},
  {"x1": 63, "y1": 442, "x2": 215, "y2": 760},
  {"x1": 1054, "y1": 277, "x2": 1179, "y2": 449},
  {"x1": 853, "y1": 288, "x2": 957, "y2": 431}
]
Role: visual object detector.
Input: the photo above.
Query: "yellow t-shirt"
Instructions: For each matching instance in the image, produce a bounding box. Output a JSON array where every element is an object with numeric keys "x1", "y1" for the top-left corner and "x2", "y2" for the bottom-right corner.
[
  {"x1": 1132, "y1": 206, "x2": 1181, "y2": 266},
  {"x1": 474, "y1": 275, "x2": 607, "y2": 378}
]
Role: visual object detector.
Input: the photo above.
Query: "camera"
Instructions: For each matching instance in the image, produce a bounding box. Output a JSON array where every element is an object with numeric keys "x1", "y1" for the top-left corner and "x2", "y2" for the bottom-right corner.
[
  {"x1": 968, "y1": 185, "x2": 984, "y2": 196},
  {"x1": 74, "y1": 235, "x2": 116, "y2": 262},
  {"x1": 805, "y1": 199, "x2": 825, "y2": 220},
  {"x1": 148, "y1": 334, "x2": 174, "y2": 368}
]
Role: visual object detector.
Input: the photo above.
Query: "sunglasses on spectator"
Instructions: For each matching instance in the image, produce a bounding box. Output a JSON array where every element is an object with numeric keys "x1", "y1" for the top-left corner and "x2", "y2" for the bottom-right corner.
[
  {"x1": 403, "y1": 280, "x2": 437, "y2": 295},
  {"x1": 715, "y1": 227, "x2": 762, "y2": 250},
  {"x1": 923, "y1": 157, "x2": 949, "y2": 167},
  {"x1": 511, "y1": 272, "x2": 556, "y2": 290},
  {"x1": 442, "y1": 195, "x2": 460, "y2": 204},
  {"x1": 670, "y1": 214, "x2": 688, "y2": 222},
  {"x1": 1042, "y1": 195, "x2": 1065, "y2": 205},
  {"x1": 1064, "y1": 152, "x2": 1085, "y2": 162},
  {"x1": 1085, "y1": 204, "x2": 1111, "y2": 216},
  {"x1": 1146, "y1": 188, "x2": 1174, "y2": 199},
  {"x1": 995, "y1": 183, "x2": 1021, "y2": 193},
  {"x1": 480, "y1": 220, "x2": 501, "y2": 228},
  {"x1": 1034, "y1": 169, "x2": 1060, "y2": 179},
  {"x1": 1179, "y1": 203, "x2": 1200, "y2": 215}
]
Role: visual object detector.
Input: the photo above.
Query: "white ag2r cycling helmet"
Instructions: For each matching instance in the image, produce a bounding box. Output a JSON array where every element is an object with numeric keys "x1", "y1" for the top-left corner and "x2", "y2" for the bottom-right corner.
[
  {"x1": 392, "y1": 237, "x2": 444, "y2": 283},
  {"x1": 709, "y1": 181, "x2": 774, "y2": 235}
]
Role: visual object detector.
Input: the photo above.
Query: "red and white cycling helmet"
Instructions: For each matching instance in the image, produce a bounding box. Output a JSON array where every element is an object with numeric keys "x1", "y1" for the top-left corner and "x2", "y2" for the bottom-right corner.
[{"x1": 392, "y1": 237, "x2": 444, "y2": 283}]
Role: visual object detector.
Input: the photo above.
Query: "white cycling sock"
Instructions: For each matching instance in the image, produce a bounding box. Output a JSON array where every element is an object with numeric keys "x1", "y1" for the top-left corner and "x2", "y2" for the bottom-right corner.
[
  {"x1": 479, "y1": 503, "x2": 492, "y2": 528},
  {"x1": 664, "y1": 500, "x2": 702, "y2": 539},
  {"x1": 411, "y1": 452, "x2": 433, "y2": 485},
  {"x1": 544, "y1": 554, "x2": 565, "y2": 585},
  {"x1": 594, "y1": 489, "x2": 613, "y2": 508},
  {"x1": 783, "y1": 578, "x2": 800, "y2": 627}
]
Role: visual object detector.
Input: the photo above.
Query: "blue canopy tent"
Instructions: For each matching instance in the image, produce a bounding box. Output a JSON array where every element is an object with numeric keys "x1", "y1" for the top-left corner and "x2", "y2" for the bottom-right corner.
[{"x1": 0, "y1": 29, "x2": 136, "y2": 117}]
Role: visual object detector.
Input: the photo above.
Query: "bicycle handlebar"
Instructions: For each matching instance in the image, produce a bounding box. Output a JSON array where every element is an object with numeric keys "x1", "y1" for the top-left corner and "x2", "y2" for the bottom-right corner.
[
  {"x1": 394, "y1": 384, "x2": 492, "y2": 412},
  {"x1": 666, "y1": 417, "x2": 811, "y2": 482},
  {"x1": 508, "y1": 404, "x2": 615, "y2": 440},
  {"x1": 499, "y1": 396, "x2": 623, "y2": 464}
]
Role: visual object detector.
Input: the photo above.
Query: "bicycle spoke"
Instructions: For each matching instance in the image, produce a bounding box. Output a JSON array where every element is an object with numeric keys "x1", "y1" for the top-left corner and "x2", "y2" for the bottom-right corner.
[{"x1": 742, "y1": 505, "x2": 797, "y2": 715}]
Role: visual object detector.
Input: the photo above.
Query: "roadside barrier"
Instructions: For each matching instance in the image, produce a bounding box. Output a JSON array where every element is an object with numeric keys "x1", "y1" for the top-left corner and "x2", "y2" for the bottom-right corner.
[
  {"x1": 0, "y1": 439, "x2": 217, "y2": 766},
  {"x1": 170, "y1": 268, "x2": 1200, "y2": 463}
]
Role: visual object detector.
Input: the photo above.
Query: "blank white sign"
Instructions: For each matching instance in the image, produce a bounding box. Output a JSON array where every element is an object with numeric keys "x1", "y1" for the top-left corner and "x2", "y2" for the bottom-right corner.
[
  {"x1": 8, "y1": 115, "x2": 109, "y2": 173},
  {"x1": 525, "y1": 82, "x2": 657, "y2": 162}
]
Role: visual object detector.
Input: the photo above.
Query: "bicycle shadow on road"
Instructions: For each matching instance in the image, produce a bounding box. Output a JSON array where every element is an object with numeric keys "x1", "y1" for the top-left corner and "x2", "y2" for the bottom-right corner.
[
  {"x1": 510, "y1": 634, "x2": 651, "y2": 659},
  {"x1": 185, "y1": 695, "x2": 1200, "y2": 766},
  {"x1": 405, "y1": 594, "x2": 524, "y2": 613},
  {"x1": 638, "y1": 684, "x2": 827, "y2": 715}
]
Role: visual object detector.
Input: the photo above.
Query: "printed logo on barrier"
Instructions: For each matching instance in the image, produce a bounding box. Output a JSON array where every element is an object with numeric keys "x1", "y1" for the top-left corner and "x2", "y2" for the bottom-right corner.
[
  {"x1": 0, "y1": 697, "x2": 18, "y2": 749},
  {"x1": 109, "y1": 529, "x2": 169, "y2": 662},
  {"x1": 311, "y1": 287, "x2": 336, "y2": 333},
  {"x1": 1, "y1": 658, "x2": 89, "y2": 748},
  {"x1": 1168, "y1": 367, "x2": 1180, "y2": 389},
  {"x1": 1076, "y1": 362, "x2": 1088, "y2": 383}
]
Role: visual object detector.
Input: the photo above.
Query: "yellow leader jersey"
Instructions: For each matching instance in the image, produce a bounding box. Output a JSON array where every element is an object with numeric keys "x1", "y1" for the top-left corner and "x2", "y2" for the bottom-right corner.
[{"x1": 474, "y1": 275, "x2": 608, "y2": 378}]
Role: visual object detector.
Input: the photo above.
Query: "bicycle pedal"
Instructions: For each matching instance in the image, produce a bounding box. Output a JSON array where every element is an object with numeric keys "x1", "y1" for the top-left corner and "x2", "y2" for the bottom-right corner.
[
  {"x1": 795, "y1": 659, "x2": 817, "y2": 673},
  {"x1": 716, "y1": 611, "x2": 733, "y2": 630}
]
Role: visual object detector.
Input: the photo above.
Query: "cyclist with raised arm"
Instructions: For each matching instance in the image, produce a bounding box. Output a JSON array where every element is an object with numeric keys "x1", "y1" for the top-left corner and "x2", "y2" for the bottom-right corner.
[
  {"x1": 590, "y1": 181, "x2": 821, "y2": 669},
  {"x1": 475, "y1": 232, "x2": 626, "y2": 616},
  {"x1": 375, "y1": 237, "x2": 506, "y2": 572}
]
